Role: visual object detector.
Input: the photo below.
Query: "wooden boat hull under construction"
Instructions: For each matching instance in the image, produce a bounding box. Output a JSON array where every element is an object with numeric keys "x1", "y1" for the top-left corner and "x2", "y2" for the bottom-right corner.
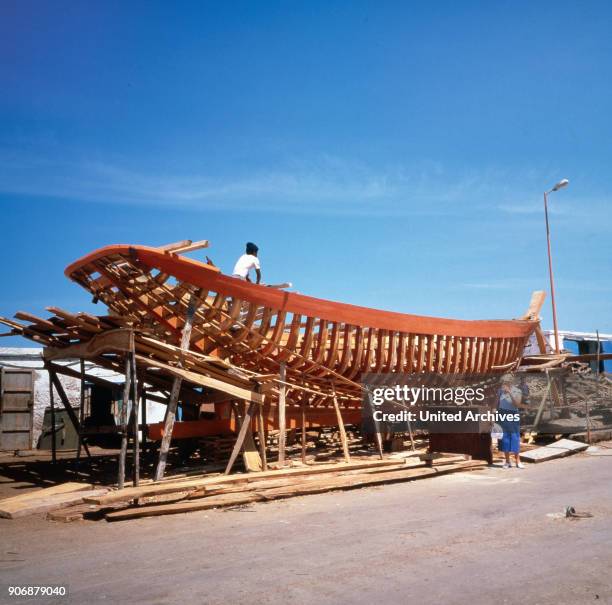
[{"x1": 65, "y1": 245, "x2": 538, "y2": 395}]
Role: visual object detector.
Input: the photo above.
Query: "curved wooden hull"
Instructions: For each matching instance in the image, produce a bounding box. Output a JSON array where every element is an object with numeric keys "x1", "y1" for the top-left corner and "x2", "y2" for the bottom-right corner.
[{"x1": 65, "y1": 245, "x2": 536, "y2": 390}]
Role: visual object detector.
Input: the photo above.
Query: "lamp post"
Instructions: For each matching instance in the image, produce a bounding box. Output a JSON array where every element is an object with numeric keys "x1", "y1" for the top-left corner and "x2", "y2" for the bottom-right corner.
[{"x1": 543, "y1": 178, "x2": 569, "y2": 354}]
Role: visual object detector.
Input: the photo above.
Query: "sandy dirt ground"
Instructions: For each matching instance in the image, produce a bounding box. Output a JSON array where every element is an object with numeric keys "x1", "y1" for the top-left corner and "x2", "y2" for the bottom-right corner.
[{"x1": 0, "y1": 450, "x2": 611, "y2": 605}]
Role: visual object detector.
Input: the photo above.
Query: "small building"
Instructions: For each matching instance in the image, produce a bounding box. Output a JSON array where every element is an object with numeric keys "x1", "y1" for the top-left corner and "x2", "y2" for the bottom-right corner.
[
  {"x1": 0, "y1": 347, "x2": 166, "y2": 451},
  {"x1": 543, "y1": 330, "x2": 612, "y2": 373}
]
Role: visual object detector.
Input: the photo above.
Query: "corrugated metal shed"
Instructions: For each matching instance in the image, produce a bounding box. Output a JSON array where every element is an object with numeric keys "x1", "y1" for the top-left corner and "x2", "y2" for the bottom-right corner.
[{"x1": 543, "y1": 330, "x2": 612, "y2": 373}]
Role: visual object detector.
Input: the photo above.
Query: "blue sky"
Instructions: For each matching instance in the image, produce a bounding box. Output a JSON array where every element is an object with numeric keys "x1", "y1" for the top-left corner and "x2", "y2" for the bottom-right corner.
[{"x1": 1, "y1": 1, "x2": 611, "y2": 347}]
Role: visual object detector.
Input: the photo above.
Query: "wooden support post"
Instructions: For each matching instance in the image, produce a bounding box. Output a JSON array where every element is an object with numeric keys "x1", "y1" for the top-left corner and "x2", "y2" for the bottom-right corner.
[
  {"x1": 118, "y1": 355, "x2": 131, "y2": 489},
  {"x1": 48, "y1": 371, "x2": 56, "y2": 465},
  {"x1": 154, "y1": 377, "x2": 182, "y2": 481},
  {"x1": 533, "y1": 370, "x2": 552, "y2": 431},
  {"x1": 278, "y1": 362, "x2": 287, "y2": 466},
  {"x1": 75, "y1": 359, "x2": 86, "y2": 469},
  {"x1": 550, "y1": 372, "x2": 564, "y2": 418},
  {"x1": 332, "y1": 385, "x2": 350, "y2": 463},
  {"x1": 141, "y1": 387, "x2": 148, "y2": 444},
  {"x1": 224, "y1": 402, "x2": 256, "y2": 475},
  {"x1": 301, "y1": 400, "x2": 307, "y2": 464},
  {"x1": 257, "y1": 399, "x2": 268, "y2": 472},
  {"x1": 130, "y1": 349, "x2": 140, "y2": 486},
  {"x1": 232, "y1": 400, "x2": 262, "y2": 472},
  {"x1": 46, "y1": 364, "x2": 91, "y2": 459},
  {"x1": 407, "y1": 416, "x2": 416, "y2": 452},
  {"x1": 534, "y1": 324, "x2": 548, "y2": 354},
  {"x1": 365, "y1": 389, "x2": 384, "y2": 460},
  {"x1": 154, "y1": 291, "x2": 199, "y2": 481}
]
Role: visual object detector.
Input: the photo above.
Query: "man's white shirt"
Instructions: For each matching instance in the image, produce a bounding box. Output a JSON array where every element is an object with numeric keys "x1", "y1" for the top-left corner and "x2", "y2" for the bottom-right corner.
[{"x1": 232, "y1": 254, "x2": 260, "y2": 279}]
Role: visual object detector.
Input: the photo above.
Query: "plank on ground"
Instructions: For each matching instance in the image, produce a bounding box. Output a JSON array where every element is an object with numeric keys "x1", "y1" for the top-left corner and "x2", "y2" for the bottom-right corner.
[
  {"x1": 0, "y1": 482, "x2": 93, "y2": 512},
  {"x1": 519, "y1": 439, "x2": 588, "y2": 463},
  {"x1": 47, "y1": 504, "x2": 95, "y2": 523},
  {"x1": 90, "y1": 460, "x2": 424, "y2": 507},
  {"x1": 86, "y1": 458, "x2": 407, "y2": 505},
  {"x1": 0, "y1": 488, "x2": 108, "y2": 519},
  {"x1": 190, "y1": 459, "x2": 427, "y2": 498},
  {"x1": 254, "y1": 461, "x2": 486, "y2": 499},
  {"x1": 106, "y1": 461, "x2": 486, "y2": 521}
]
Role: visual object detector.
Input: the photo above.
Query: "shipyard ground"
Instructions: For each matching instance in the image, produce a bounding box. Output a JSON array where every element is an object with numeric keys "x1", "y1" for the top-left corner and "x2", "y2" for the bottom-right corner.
[{"x1": 1, "y1": 449, "x2": 611, "y2": 605}]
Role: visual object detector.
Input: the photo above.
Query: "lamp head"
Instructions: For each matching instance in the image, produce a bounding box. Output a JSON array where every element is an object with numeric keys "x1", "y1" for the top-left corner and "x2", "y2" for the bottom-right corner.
[{"x1": 551, "y1": 179, "x2": 569, "y2": 192}]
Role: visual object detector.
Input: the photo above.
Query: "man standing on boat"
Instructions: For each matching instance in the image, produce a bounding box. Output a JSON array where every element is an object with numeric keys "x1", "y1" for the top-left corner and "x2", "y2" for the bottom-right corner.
[{"x1": 232, "y1": 242, "x2": 262, "y2": 284}]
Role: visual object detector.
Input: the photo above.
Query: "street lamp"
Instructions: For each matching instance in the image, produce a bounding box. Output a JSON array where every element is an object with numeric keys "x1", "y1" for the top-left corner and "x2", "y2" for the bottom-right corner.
[{"x1": 544, "y1": 178, "x2": 569, "y2": 354}]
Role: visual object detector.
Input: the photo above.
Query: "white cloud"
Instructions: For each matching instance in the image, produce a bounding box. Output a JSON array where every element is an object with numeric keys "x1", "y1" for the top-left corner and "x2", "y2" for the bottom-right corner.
[
  {"x1": 462, "y1": 278, "x2": 536, "y2": 290},
  {"x1": 0, "y1": 154, "x2": 373, "y2": 211},
  {"x1": 0, "y1": 152, "x2": 477, "y2": 215},
  {"x1": 0, "y1": 149, "x2": 609, "y2": 225}
]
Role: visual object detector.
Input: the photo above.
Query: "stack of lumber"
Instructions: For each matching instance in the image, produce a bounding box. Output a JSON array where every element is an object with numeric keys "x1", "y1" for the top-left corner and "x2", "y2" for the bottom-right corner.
[
  {"x1": 0, "y1": 454, "x2": 487, "y2": 522},
  {"x1": 264, "y1": 429, "x2": 311, "y2": 461},
  {"x1": 310, "y1": 426, "x2": 365, "y2": 460},
  {"x1": 317, "y1": 426, "x2": 359, "y2": 447},
  {"x1": 199, "y1": 435, "x2": 240, "y2": 463},
  {"x1": 265, "y1": 429, "x2": 298, "y2": 448},
  {"x1": 0, "y1": 483, "x2": 109, "y2": 519},
  {"x1": 74, "y1": 456, "x2": 487, "y2": 522}
]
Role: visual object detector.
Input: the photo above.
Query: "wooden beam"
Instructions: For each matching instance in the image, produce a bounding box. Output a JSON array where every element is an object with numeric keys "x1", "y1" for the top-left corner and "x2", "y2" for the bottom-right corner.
[
  {"x1": 44, "y1": 362, "x2": 118, "y2": 392},
  {"x1": 131, "y1": 349, "x2": 140, "y2": 486},
  {"x1": 166, "y1": 240, "x2": 209, "y2": 255},
  {"x1": 14, "y1": 311, "x2": 58, "y2": 331},
  {"x1": 49, "y1": 370, "x2": 56, "y2": 465},
  {"x1": 332, "y1": 385, "x2": 350, "y2": 463},
  {"x1": 566, "y1": 352, "x2": 612, "y2": 362},
  {"x1": 75, "y1": 359, "x2": 86, "y2": 469},
  {"x1": 520, "y1": 439, "x2": 587, "y2": 463},
  {"x1": 301, "y1": 400, "x2": 307, "y2": 464},
  {"x1": 154, "y1": 290, "x2": 199, "y2": 481},
  {"x1": 141, "y1": 387, "x2": 148, "y2": 443},
  {"x1": 105, "y1": 461, "x2": 487, "y2": 521},
  {"x1": 407, "y1": 414, "x2": 416, "y2": 452},
  {"x1": 0, "y1": 488, "x2": 109, "y2": 519},
  {"x1": 158, "y1": 239, "x2": 192, "y2": 252},
  {"x1": 232, "y1": 401, "x2": 262, "y2": 472},
  {"x1": 278, "y1": 362, "x2": 287, "y2": 466},
  {"x1": 257, "y1": 400, "x2": 268, "y2": 471},
  {"x1": 534, "y1": 324, "x2": 548, "y2": 354},
  {"x1": 224, "y1": 401, "x2": 257, "y2": 475},
  {"x1": 532, "y1": 370, "x2": 552, "y2": 431},
  {"x1": 365, "y1": 389, "x2": 384, "y2": 460},
  {"x1": 135, "y1": 355, "x2": 262, "y2": 403},
  {"x1": 46, "y1": 364, "x2": 91, "y2": 459},
  {"x1": 43, "y1": 328, "x2": 133, "y2": 361},
  {"x1": 89, "y1": 458, "x2": 408, "y2": 505},
  {"x1": 521, "y1": 290, "x2": 546, "y2": 320},
  {"x1": 153, "y1": 373, "x2": 183, "y2": 480},
  {"x1": 47, "y1": 354, "x2": 201, "y2": 407},
  {"x1": 118, "y1": 355, "x2": 131, "y2": 489}
]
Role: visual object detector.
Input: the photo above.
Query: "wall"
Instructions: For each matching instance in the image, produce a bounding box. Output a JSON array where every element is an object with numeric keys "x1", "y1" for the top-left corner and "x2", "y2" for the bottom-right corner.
[{"x1": 0, "y1": 349, "x2": 81, "y2": 448}]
